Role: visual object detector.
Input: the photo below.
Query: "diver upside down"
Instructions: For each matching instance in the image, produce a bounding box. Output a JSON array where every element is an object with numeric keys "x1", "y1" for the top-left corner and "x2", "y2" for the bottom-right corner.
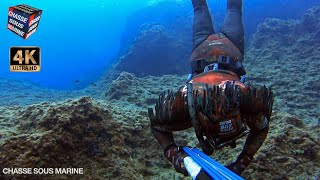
[
  {"x1": 148, "y1": 70, "x2": 274, "y2": 176},
  {"x1": 148, "y1": 0, "x2": 275, "y2": 177}
]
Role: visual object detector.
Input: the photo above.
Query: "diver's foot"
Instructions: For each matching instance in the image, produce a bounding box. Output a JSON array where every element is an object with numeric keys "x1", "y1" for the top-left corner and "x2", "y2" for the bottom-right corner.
[
  {"x1": 227, "y1": 0, "x2": 242, "y2": 11},
  {"x1": 191, "y1": 0, "x2": 208, "y2": 9}
]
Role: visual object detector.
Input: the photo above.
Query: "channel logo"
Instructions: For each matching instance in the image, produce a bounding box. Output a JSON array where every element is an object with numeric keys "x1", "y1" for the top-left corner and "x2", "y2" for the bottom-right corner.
[
  {"x1": 7, "y1": 4, "x2": 42, "y2": 39},
  {"x1": 10, "y1": 47, "x2": 41, "y2": 72}
]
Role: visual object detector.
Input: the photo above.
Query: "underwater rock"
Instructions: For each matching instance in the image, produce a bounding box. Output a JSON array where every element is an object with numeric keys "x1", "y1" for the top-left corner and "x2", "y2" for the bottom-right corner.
[
  {"x1": 0, "y1": 96, "x2": 319, "y2": 179},
  {"x1": 116, "y1": 24, "x2": 191, "y2": 77},
  {"x1": 118, "y1": 0, "x2": 193, "y2": 57},
  {"x1": 119, "y1": 0, "x2": 320, "y2": 64},
  {"x1": 106, "y1": 72, "x2": 137, "y2": 100},
  {"x1": 246, "y1": 6, "x2": 320, "y2": 124},
  {"x1": 106, "y1": 71, "x2": 185, "y2": 107},
  {"x1": 0, "y1": 97, "x2": 159, "y2": 179},
  {"x1": 0, "y1": 97, "x2": 111, "y2": 178},
  {"x1": 0, "y1": 77, "x2": 86, "y2": 106},
  {"x1": 242, "y1": 113, "x2": 320, "y2": 179}
]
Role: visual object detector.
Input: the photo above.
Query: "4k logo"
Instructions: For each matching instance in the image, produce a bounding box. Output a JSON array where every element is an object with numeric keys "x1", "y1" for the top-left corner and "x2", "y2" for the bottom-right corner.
[{"x1": 10, "y1": 46, "x2": 40, "y2": 72}]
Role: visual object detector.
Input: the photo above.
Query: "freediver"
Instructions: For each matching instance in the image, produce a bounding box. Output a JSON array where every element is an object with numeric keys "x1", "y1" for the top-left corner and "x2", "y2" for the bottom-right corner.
[{"x1": 148, "y1": 0, "x2": 274, "y2": 177}]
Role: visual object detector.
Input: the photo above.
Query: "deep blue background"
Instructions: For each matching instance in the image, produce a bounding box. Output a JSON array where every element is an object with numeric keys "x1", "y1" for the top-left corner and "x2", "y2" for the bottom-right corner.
[{"x1": 1, "y1": 0, "x2": 319, "y2": 89}]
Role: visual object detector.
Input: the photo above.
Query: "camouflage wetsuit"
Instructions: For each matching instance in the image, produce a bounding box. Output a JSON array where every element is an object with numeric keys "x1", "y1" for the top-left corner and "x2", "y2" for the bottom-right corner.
[{"x1": 148, "y1": 0, "x2": 274, "y2": 176}]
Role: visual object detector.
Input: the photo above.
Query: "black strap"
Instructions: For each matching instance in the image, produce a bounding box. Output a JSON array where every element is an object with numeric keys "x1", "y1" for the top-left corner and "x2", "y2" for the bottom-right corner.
[
  {"x1": 191, "y1": 56, "x2": 246, "y2": 76},
  {"x1": 191, "y1": 58, "x2": 207, "y2": 74}
]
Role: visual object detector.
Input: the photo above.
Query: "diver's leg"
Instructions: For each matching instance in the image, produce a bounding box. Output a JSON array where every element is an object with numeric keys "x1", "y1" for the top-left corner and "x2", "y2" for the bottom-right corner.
[
  {"x1": 192, "y1": 0, "x2": 215, "y2": 50},
  {"x1": 221, "y1": 0, "x2": 244, "y2": 54}
]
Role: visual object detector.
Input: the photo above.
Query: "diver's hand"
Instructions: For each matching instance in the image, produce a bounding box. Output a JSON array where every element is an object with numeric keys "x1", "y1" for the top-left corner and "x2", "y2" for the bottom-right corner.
[
  {"x1": 226, "y1": 153, "x2": 253, "y2": 175},
  {"x1": 164, "y1": 144, "x2": 188, "y2": 176}
]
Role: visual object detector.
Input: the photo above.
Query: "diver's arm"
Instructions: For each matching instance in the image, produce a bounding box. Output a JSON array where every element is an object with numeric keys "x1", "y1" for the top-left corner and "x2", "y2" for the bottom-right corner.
[
  {"x1": 151, "y1": 126, "x2": 176, "y2": 150},
  {"x1": 149, "y1": 124, "x2": 191, "y2": 176},
  {"x1": 147, "y1": 86, "x2": 192, "y2": 139},
  {"x1": 149, "y1": 84, "x2": 194, "y2": 148},
  {"x1": 150, "y1": 121, "x2": 192, "y2": 150},
  {"x1": 241, "y1": 116, "x2": 269, "y2": 158},
  {"x1": 148, "y1": 87, "x2": 192, "y2": 175},
  {"x1": 228, "y1": 85, "x2": 274, "y2": 175},
  {"x1": 228, "y1": 115, "x2": 269, "y2": 175}
]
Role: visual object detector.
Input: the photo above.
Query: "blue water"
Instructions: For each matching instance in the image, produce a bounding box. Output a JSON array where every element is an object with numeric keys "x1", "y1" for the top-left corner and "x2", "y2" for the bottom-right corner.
[
  {"x1": 1, "y1": 0, "x2": 159, "y2": 89},
  {"x1": 1, "y1": 0, "x2": 319, "y2": 90}
]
